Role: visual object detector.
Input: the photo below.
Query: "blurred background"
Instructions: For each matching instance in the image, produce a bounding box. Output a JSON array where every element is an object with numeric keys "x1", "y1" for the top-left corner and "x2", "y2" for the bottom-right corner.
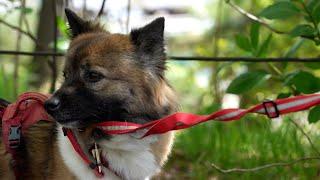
[{"x1": 1, "y1": 0, "x2": 320, "y2": 179}]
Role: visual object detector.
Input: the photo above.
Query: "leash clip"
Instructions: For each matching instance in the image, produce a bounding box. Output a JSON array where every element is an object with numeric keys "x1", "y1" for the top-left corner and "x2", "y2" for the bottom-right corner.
[
  {"x1": 262, "y1": 100, "x2": 280, "y2": 119},
  {"x1": 8, "y1": 125, "x2": 21, "y2": 148},
  {"x1": 91, "y1": 142, "x2": 102, "y2": 174}
]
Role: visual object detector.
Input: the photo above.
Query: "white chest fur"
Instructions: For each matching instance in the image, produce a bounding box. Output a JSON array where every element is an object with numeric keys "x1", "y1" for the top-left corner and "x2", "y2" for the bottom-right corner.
[{"x1": 57, "y1": 127, "x2": 160, "y2": 180}]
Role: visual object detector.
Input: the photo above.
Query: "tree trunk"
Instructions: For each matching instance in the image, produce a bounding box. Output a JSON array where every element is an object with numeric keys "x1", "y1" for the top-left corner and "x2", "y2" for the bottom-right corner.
[{"x1": 30, "y1": 0, "x2": 63, "y2": 90}]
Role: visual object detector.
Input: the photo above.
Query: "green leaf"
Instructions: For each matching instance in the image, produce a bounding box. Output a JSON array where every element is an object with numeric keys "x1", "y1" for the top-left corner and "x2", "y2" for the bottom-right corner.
[
  {"x1": 277, "y1": 92, "x2": 291, "y2": 99},
  {"x1": 216, "y1": 62, "x2": 233, "y2": 74},
  {"x1": 305, "y1": 63, "x2": 320, "y2": 69},
  {"x1": 57, "y1": 16, "x2": 69, "y2": 37},
  {"x1": 260, "y1": 1, "x2": 300, "y2": 19},
  {"x1": 15, "y1": 7, "x2": 33, "y2": 14},
  {"x1": 312, "y1": 3, "x2": 320, "y2": 23},
  {"x1": 304, "y1": 15, "x2": 312, "y2": 22},
  {"x1": 250, "y1": 23, "x2": 260, "y2": 50},
  {"x1": 235, "y1": 34, "x2": 252, "y2": 52},
  {"x1": 284, "y1": 71, "x2": 320, "y2": 94},
  {"x1": 290, "y1": 24, "x2": 316, "y2": 38},
  {"x1": 226, "y1": 71, "x2": 271, "y2": 94},
  {"x1": 307, "y1": 0, "x2": 320, "y2": 12},
  {"x1": 257, "y1": 34, "x2": 272, "y2": 57},
  {"x1": 284, "y1": 39, "x2": 305, "y2": 57},
  {"x1": 308, "y1": 106, "x2": 320, "y2": 123}
]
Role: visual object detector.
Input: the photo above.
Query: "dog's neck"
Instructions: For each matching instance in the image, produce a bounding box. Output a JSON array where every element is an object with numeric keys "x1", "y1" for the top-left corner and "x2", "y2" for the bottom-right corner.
[{"x1": 57, "y1": 125, "x2": 161, "y2": 180}]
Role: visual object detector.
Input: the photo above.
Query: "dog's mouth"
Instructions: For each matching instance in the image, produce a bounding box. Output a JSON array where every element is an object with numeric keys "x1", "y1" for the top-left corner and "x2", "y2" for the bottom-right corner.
[
  {"x1": 57, "y1": 118, "x2": 86, "y2": 128},
  {"x1": 50, "y1": 113, "x2": 97, "y2": 128}
]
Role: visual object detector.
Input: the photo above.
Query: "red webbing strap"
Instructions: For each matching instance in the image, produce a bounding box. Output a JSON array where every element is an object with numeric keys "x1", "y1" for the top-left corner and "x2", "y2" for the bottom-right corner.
[
  {"x1": 2, "y1": 92, "x2": 51, "y2": 151},
  {"x1": 63, "y1": 128, "x2": 104, "y2": 178},
  {"x1": 1, "y1": 92, "x2": 52, "y2": 179},
  {"x1": 0, "y1": 106, "x2": 4, "y2": 120},
  {"x1": 96, "y1": 94, "x2": 320, "y2": 137}
]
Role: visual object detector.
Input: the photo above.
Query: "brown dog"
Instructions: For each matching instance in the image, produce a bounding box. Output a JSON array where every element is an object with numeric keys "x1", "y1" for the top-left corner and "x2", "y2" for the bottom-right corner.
[{"x1": 0, "y1": 9, "x2": 178, "y2": 180}]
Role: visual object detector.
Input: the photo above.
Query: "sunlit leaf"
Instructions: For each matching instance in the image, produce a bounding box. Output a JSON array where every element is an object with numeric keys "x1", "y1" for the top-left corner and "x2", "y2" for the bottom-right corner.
[
  {"x1": 250, "y1": 23, "x2": 260, "y2": 50},
  {"x1": 260, "y1": 2, "x2": 300, "y2": 19},
  {"x1": 226, "y1": 71, "x2": 271, "y2": 94},
  {"x1": 284, "y1": 39, "x2": 305, "y2": 57},
  {"x1": 235, "y1": 34, "x2": 252, "y2": 52},
  {"x1": 216, "y1": 62, "x2": 233, "y2": 74},
  {"x1": 57, "y1": 16, "x2": 69, "y2": 37},
  {"x1": 257, "y1": 34, "x2": 272, "y2": 57}
]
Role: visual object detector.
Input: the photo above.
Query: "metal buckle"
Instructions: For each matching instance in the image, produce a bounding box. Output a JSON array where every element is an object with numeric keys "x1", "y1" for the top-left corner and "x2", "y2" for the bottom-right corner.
[
  {"x1": 262, "y1": 100, "x2": 280, "y2": 118},
  {"x1": 9, "y1": 125, "x2": 21, "y2": 148}
]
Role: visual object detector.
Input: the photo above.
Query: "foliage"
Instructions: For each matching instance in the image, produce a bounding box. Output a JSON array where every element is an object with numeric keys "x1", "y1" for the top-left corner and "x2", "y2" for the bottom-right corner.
[
  {"x1": 167, "y1": 0, "x2": 320, "y2": 179},
  {"x1": 165, "y1": 116, "x2": 320, "y2": 179},
  {"x1": 260, "y1": 1, "x2": 300, "y2": 20},
  {"x1": 308, "y1": 105, "x2": 320, "y2": 123},
  {"x1": 226, "y1": 71, "x2": 271, "y2": 94},
  {"x1": 228, "y1": 0, "x2": 320, "y2": 120}
]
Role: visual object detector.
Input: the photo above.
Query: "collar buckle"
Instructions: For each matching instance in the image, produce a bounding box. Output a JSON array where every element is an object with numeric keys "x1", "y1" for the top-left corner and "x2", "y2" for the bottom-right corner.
[
  {"x1": 90, "y1": 142, "x2": 103, "y2": 174},
  {"x1": 9, "y1": 125, "x2": 21, "y2": 148}
]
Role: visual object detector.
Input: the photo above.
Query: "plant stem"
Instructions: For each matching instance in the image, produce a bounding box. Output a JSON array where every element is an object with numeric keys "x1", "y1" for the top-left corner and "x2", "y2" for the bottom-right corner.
[
  {"x1": 300, "y1": 1, "x2": 320, "y2": 44},
  {"x1": 266, "y1": 63, "x2": 299, "y2": 95},
  {"x1": 289, "y1": 119, "x2": 320, "y2": 157},
  {"x1": 212, "y1": 157, "x2": 320, "y2": 173}
]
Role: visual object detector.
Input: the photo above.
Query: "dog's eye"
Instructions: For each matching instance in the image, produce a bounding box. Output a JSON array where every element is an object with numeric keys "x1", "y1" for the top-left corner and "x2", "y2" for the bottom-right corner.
[{"x1": 84, "y1": 71, "x2": 104, "y2": 83}]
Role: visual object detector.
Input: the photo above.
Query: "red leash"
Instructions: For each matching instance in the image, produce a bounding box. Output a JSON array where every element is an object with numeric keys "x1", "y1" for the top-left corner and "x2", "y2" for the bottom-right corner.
[
  {"x1": 2, "y1": 92, "x2": 320, "y2": 179},
  {"x1": 96, "y1": 93, "x2": 320, "y2": 138}
]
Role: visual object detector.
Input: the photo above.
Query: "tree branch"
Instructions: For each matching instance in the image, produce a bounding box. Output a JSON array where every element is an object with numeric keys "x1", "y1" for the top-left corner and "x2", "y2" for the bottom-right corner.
[
  {"x1": 211, "y1": 157, "x2": 320, "y2": 173},
  {"x1": 289, "y1": 119, "x2": 320, "y2": 157},
  {"x1": 96, "y1": 0, "x2": 107, "y2": 18},
  {"x1": 300, "y1": 1, "x2": 320, "y2": 43},
  {"x1": 225, "y1": 0, "x2": 287, "y2": 34},
  {"x1": 0, "y1": 19, "x2": 37, "y2": 42},
  {"x1": 225, "y1": 0, "x2": 317, "y2": 40}
]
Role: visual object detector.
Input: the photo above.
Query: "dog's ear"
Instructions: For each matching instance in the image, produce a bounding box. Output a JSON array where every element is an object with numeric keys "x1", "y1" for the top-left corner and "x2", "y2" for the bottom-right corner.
[
  {"x1": 130, "y1": 17, "x2": 166, "y2": 76},
  {"x1": 65, "y1": 8, "x2": 103, "y2": 38}
]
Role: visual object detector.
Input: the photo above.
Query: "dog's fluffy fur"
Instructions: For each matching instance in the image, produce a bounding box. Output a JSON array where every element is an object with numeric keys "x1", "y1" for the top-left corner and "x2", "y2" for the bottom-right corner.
[{"x1": 0, "y1": 9, "x2": 178, "y2": 180}]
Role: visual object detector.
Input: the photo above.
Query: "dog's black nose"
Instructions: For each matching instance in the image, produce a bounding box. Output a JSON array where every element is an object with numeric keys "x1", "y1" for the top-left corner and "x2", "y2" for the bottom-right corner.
[{"x1": 44, "y1": 97, "x2": 61, "y2": 112}]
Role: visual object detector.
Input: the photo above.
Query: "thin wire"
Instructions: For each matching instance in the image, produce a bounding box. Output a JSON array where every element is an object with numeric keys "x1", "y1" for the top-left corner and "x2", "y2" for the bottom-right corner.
[{"x1": 0, "y1": 50, "x2": 319, "y2": 62}]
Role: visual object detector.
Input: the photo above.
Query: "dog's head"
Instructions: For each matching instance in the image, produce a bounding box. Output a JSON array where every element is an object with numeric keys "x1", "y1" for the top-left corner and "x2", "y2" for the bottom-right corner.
[{"x1": 44, "y1": 9, "x2": 177, "y2": 128}]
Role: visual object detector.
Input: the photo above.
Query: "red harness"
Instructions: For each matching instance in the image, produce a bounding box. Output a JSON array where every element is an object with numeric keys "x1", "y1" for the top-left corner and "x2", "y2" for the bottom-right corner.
[
  {"x1": 0, "y1": 92, "x2": 119, "y2": 179},
  {"x1": 1, "y1": 92, "x2": 51, "y2": 178},
  {"x1": 63, "y1": 128, "x2": 105, "y2": 178},
  {"x1": 1, "y1": 92, "x2": 320, "y2": 179}
]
